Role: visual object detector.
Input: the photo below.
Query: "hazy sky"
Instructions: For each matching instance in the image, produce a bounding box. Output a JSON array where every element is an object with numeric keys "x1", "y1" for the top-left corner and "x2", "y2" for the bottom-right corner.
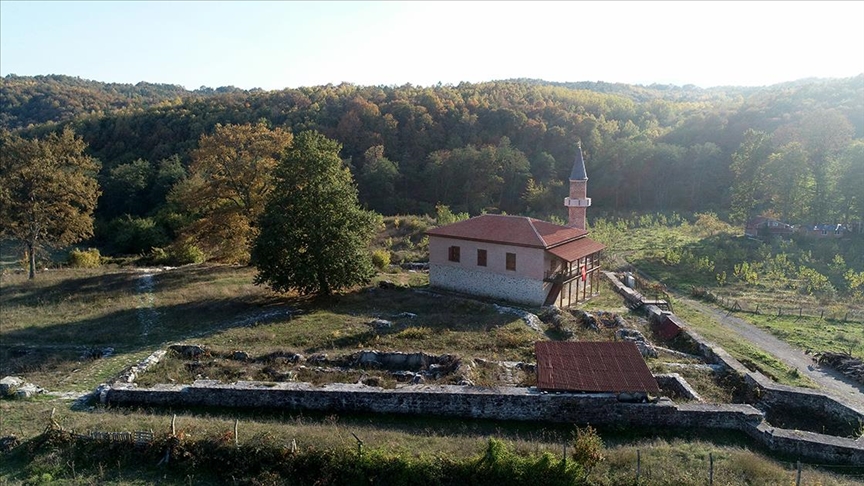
[{"x1": 1, "y1": 1, "x2": 862, "y2": 90}]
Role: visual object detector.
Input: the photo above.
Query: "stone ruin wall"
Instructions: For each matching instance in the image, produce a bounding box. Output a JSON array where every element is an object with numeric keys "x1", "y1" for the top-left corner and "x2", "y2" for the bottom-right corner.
[
  {"x1": 98, "y1": 276, "x2": 864, "y2": 465},
  {"x1": 103, "y1": 380, "x2": 863, "y2": 465}
]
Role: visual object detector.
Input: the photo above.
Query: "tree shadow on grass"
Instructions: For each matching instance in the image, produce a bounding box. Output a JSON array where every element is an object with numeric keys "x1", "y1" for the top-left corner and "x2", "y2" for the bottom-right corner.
[
  {"x1": 0, "y1": 298, "x2": 297, "y2": 378},
  {"x1": 1, "y1": 271, "x2": 139, "y2": 308}
]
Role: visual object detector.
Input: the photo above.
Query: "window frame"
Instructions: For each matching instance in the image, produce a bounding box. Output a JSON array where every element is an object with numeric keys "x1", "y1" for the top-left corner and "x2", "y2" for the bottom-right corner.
[
  {"x1": 505, "y1": 252, "x2": 516, "y2": 271},
  {"x1": 477, "y1": 248, "x2": 487, "y2": 267},
  {"x1": 448, "y1": 246, "x2": 461, "y2": 262}
]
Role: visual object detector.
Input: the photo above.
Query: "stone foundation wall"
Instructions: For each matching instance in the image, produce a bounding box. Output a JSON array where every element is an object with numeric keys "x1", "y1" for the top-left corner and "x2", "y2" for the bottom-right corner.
[
  {"x1": 429, "y1": 263, "x2": 547, "y2": 306},
  {"x1": 655, "y1": 373, "x2": 703, "y2": 402},
  {"x1": 104, "y1": 381, "x2": 863, "y2": 464}
]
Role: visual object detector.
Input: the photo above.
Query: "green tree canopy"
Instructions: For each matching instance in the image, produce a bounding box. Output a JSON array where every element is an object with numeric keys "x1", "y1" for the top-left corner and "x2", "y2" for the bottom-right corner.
[
  {"x1": 730, "y1": 129, "x2": 773, "y2": 223},
  {"x1": 0, "y1": 128, "x2": 100, "y2": 278},
  {"x1": 252, "y1": 131, "x2": 377, "y2": 296}
]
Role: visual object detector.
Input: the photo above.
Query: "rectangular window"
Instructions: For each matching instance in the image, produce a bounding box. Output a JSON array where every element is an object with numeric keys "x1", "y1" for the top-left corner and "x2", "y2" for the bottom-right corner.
[
  {"x1": 448, "y1": 246, "x2": 460, "y2": 262},
  {"x1": 477, "y1": 249, "x2": 487, "y2": 267},
  {"x1": 506, "y1": 252, "x2": 516, "y2": 271}
]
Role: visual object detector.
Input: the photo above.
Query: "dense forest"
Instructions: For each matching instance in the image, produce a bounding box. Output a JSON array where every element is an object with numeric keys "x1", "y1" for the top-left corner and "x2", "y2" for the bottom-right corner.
[{"x1": 1, "y1": 74, "x2": 862, "y2": 257}]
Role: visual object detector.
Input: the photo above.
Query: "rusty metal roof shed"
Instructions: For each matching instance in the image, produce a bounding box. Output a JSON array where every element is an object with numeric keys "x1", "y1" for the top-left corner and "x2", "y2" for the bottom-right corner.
[{"x1": 535, "y1": 341, "x2": 660, "y2": 394}]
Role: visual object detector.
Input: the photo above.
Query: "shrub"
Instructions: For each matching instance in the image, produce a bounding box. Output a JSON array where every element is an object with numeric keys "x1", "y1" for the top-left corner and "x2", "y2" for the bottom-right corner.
[
  {"x1": 168, "y1": 242, "x2": 206, "y2": 265},
  {"x1": 149, "y1": 241, "x2": 206, "y2": 266},
  {"x1": 435, "y1": 204, "x2": 469, "y2": 226},
  {"x1": 395, "y1": 327, "x2": 432, "y2": 340},
  {"x1": 571, "y1": 425, "x2": 605, "y2": 472},
  {"x1": 371, "y1": 249, "x2": 391, "y2": 270},
  {"x1": 101, "y1": 215, "x2": 171, "y2": 255},
  {"x1": 67, "y1": 248, "x2": 101, "y2": 268},
  {"x1": 798, "y1": 266, "x2": 835, "y2": 298}
]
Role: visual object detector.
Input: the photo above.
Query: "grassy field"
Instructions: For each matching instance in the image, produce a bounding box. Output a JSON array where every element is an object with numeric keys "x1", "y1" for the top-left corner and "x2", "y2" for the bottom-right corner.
[
  {"x1": 670, "y1": 300, "x2": 816, "y2": 388},
  {"x1": 2, "y1": 399, "x2": 860, "y2": 485},
  {"x1": 2, "y1": 249, "x2": 862, "y2": 483},
  {"x1": 743, "y1": 313, "x2": 864, "y2": 357},
  {"x1": 591, "y1": 213, "x2": 863, "y2": 368}
]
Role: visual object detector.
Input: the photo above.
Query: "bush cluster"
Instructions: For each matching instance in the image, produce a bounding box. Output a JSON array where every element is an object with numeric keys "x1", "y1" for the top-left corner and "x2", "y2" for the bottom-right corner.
[
  {"x1": 67, "y1": 248, "x2": 101, "y2": 268},
  {"x1": 16, "y1": 431, "x2": 591, "y2": 486}
]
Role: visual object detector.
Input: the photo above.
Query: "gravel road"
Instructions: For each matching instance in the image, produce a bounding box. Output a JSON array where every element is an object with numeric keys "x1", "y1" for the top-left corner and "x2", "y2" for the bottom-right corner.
[{"x1": 678, "y1": 296, "x2": 864, "y2": 412}]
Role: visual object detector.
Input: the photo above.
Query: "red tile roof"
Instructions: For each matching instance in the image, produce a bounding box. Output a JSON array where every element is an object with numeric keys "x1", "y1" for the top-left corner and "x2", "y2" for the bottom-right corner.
[
  {"x1": 426, "y1": 214, "x2": 588, "y2": 248},
  {"x1": 546, "y1": 238, "x2": 606, "y2": 262},
  {"x1": 535, "y1": 341, "x2": 660, "y2": 394}
]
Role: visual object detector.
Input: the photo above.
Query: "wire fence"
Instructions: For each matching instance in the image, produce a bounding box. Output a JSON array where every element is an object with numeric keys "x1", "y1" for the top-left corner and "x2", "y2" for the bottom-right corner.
[
  {"x1": 614, "y1": 262, "x2": 863, "y2": 324},
  {"x1": 31, "y1": 410, "x2": 863, "y2": 485},
  {"x1": 702, "y1": 291, "x2": 864, "y2": 324}
]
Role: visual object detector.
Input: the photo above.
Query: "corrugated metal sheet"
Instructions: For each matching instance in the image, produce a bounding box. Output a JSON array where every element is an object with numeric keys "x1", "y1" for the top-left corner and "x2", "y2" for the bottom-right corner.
[
  {"x1": 654, "y1": 314, "x2": 683, "y2": 341},
  {"x1": 535, "y1": 341, "x2": 660, "y2": 394}
]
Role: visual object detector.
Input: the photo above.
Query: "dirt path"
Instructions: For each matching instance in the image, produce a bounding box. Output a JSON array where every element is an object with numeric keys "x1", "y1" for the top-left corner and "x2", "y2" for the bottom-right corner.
[
  {"x1": 135, "y1": 267, "x2": 168, "y2": 339},
  {"x1": 678, "y1": 295, "x2": 864, "y2": 411}
]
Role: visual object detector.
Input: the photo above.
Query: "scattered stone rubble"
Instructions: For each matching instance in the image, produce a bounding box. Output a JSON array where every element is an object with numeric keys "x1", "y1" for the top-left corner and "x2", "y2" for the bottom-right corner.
[
  {"x1": 168, "y1": 344, "x2": 208, "y2": 359},
  {"x1": 493, "y1": 304, "x2": 542, "y2": 332},
  {"x1": 0, "y1": 435, "x2": 20, "y2": 453},
  {"x1": 616, "y1": 328, "x2": 659, "y2": 358},
  {"x1": 115, "y1": 350, "x2": 167, "y2": 384},
  {"x1": 816, "y1": 352, "x2": 864, "y2": 385},
  {"x1": 367, "y1": 318, "x2": 393, "y2": 330},
  {"x1": 400, "y1": 262, "x2": 429, "y2": 271},
  {"x1": 0, "y1": 376, "x2": 45, "y2": 399}
]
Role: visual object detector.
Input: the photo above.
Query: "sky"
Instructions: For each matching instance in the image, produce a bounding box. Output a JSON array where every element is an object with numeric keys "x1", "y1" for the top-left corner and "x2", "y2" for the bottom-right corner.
[{"x1": 1, "y1": 1, "x2": 863, "y2": 91}]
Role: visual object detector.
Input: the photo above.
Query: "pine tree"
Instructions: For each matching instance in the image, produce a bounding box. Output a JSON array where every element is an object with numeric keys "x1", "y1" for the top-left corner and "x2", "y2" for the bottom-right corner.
[
  {"x1": 251, "y1": 131, "x2": 377, "y2": 296},
  {"x1": 0, "y1": 128, "x2": 100, "y2": 279}
]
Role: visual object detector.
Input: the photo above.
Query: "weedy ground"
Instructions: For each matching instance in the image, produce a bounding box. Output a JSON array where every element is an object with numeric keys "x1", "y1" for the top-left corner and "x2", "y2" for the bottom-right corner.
[{"x1": 2, "y1": 219, "x2": 862, "y2": 484}]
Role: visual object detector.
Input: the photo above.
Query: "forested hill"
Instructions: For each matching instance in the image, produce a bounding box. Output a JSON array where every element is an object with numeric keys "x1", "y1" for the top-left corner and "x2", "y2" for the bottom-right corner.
[{"x1": 2, "y1": 74, "x2": 863, "y2": 255}]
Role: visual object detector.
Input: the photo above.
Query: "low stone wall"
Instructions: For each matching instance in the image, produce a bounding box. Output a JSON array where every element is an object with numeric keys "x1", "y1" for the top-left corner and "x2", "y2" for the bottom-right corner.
[
  {"x1": 661, "y1": 312, "x2": 864, "y2": 426},
  {"x1": 745, "y1": 373, "x2": 864, "y2": 428},
  {"x1": 103, "y1": 381, "x2": 863, "y2": 464},
  {"x1": 655, "y1": 373, "x2": 703, "y2": 402},
  {"x1": 747, "y1": 422, "x2": 864, "y2": 465},
  {"x1": 629, "y1": 273, "x2": 864, "y2": 428}
]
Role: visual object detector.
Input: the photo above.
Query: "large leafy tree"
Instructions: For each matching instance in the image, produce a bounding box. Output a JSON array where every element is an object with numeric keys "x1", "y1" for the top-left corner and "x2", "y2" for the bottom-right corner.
[
  {"x1": 730, "y1": 129, "x2": 773, "y2": 223},
  {"x1": 252, "y1": 131, "x2": 377, "y2": 296},
  {"x1": 0, "y1": 128, "x2": 100, "y2": 279},
  {"x1": 172, "y1": 122, "x2": 293, "y2": 262}
]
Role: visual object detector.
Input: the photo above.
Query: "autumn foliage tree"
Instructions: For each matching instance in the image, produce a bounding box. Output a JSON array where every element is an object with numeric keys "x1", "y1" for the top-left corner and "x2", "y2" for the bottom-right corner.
[
  {"x1": 252, "y1": 131, "x2": 377, "y2": 296},
  {"x1": 172, "y1": 122, "x2": 293, "y2": 262},
  {"x1": 0, "y1": 128, "x2": 100, "y2": 279}
]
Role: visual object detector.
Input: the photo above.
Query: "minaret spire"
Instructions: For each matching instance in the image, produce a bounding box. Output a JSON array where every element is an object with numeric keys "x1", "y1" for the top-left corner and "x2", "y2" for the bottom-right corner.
[{"x1": 564, "y1": 141, "x2": 591, "y2": 229}]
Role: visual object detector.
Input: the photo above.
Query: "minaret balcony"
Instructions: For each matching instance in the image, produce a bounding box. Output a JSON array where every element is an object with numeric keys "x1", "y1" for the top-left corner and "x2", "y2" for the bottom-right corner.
[{"x1": 564, "y1": 197, "x2": 592, "y2": 208}]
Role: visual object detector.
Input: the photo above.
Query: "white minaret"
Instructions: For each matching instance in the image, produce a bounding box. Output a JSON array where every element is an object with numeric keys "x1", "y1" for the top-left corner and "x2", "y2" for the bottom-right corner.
[{"x1": 564, "y1": 142, "x2": 591, "y2": 229}]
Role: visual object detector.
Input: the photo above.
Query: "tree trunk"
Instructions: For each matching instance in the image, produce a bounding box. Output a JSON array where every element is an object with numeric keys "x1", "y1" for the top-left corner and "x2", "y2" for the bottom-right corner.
[{"x1": 28, "y1": 241, "x2": 36, "y2": 280}]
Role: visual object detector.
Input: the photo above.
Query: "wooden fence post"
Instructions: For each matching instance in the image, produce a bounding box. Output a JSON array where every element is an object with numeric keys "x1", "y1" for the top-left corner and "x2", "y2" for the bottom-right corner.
[
  {"x1": 352, "y1": 432, "x2": 363, "y2": 459},
  {"x1": 636, "y1": 449, "x2": 641, "y2": 484},
  {"x1": 820, "y1": 309, "x2": 824, "y2": 319},
  {"x1": 796, "y1": 460, "x2": 801, "y2": 486},
  {"x1": 234, "y1": 419, "x2": 239, "y2": 447},
  {"x1": 562, "y1": 441, "x2": 567, "y2": 466},
  {"x1": 778, "y1": 307, "x2": 782, "y2": 317},
  {"x1": 709, "y1": 452, "x2": 714, "y2": 486},
  {"x1": 171, "y1": 414, "x2": 176, "y2": 436}
]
